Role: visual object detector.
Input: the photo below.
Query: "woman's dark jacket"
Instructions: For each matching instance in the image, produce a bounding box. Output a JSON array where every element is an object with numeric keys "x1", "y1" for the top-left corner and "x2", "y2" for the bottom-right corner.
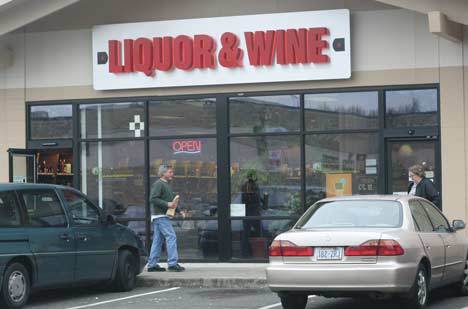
[{"x1": 407, "y1": 177, "x2": 441, "y2": 209}]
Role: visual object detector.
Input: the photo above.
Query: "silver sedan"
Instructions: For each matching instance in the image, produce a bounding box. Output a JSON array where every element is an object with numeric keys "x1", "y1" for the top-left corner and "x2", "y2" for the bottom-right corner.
[{"x1": 266, "y1": 195, "x2": 468, "y2": 309}]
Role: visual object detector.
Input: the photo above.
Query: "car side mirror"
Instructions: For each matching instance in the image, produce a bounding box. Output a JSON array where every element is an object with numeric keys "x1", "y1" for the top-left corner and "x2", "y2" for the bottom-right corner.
[
  {"x1": 102, "y1": 214, "x2": 117, "y2": 225},
  {"x1": 452, "y1": 220, "x2": 466, "y2": 231}
]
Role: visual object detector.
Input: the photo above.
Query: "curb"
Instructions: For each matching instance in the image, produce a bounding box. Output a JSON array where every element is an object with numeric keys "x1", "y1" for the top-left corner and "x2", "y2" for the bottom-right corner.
[{"x1": 137, "y1": 277, "x2": 268, "y2": 289}]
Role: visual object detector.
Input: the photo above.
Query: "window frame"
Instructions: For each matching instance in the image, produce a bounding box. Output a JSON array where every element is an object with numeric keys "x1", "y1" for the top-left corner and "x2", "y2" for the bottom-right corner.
[
  {"x1": 0, "y1": 191, "x2": 25, "y2": 228},
  {"x1": 59, "y1": 189, "x2": 102, "y2": 227},
  {"x1": 409, "y1": 199, "x2": 436, "y2": 233},
  {"x1": 18, "y1": 189, "x2": 69, "y2": 228},
  {"x1": 418, "y1": 199, "x2": 451, "y2": 233},
  {"x1": 28, "y1": 104, "x2": 74, "y2": 141},
  {"x1": 26, "y1": 84, "x2": 440, "y2": 262}
]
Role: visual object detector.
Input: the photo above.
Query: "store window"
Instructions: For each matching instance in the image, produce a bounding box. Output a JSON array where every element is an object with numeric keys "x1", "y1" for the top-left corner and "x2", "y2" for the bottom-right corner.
[
  {"x1": 231, "y1": 219, "x2": 295, "y2": 259},
  {"x1": 149, "y1": 99, "x2": 216, "y2": 136},
  {"x1": 149, "y1": 138, "x2": 217, "y2": 218},
  {"x1": 80, "y1": 102, "x2": 145, "y2": 139},
  {"x1": 151, "y1": 219, "x2": 219, "y2": 259},
  {"x1": 230, "y1": 95, "x2": 300, "y2": 134},
  {"x1": 305, "y1": 133, "x2": 379, "y2": 206},
  {"x1": 80, "y1": 141, "x2": 145, "y2": 224},
  {"x1": 305, "y1": 92, "x2": 378, "y2": 131},
  {"x1": 385, "y1": 89, "x2": 438, "y2": 128},
  {"x1": 230, "y1": 136, "x2": 301, "y2": 216},
  {"x1": 30, "y1": 105, "x2": 73, "y2": 139}
]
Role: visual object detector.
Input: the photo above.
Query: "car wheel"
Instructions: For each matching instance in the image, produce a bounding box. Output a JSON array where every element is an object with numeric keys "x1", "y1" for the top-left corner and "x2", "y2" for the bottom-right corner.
[
  {"x1": 456, "y1": 257, "x2": 468, "y2": 296},
  {"x1": 111, "y1": 250, "x2": 137, "y2": 292},
  {"x1": 280, "y1": 293, "x2": 308, "y2": 309},
  {"x1": 0, "y1": 263, "x2": 31, "y2": 309},
  {"x1": 402, "y1": 264, "x2": 429, "y2": 309}
]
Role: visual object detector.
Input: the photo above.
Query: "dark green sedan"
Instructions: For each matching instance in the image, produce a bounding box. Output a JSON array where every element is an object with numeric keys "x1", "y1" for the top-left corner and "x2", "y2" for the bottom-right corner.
[{"x1": 0, "y1": 184, "x2": 148, "y2": 308}]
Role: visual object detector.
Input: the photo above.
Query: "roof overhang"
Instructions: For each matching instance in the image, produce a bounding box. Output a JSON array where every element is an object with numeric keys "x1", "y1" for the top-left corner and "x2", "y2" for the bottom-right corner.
[
  {"x1": 0, "y1": 0, "x2": 80, "y2": 36},
  {"x1": 375, "y1": 0, "x2": 467, "y2": 42}
]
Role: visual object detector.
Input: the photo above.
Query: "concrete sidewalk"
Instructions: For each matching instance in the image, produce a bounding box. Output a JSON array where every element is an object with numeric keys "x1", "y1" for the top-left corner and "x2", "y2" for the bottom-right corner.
[{"x1": 137, "y1": 263, "x2": 268, "y2": 289}]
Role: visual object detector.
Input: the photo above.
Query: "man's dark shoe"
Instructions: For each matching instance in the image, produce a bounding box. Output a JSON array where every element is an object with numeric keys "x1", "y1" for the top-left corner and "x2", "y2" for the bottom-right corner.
[
  {"x1": 147, "y1": 265, "x2": 166, "y2": 272},
  {"x1": 168, "y1": 264, "x2": 185, "y2": 272}
]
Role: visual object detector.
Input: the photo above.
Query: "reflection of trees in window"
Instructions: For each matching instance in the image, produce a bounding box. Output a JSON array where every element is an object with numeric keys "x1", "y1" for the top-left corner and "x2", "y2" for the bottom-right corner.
[
  {"x1": 230, "y1": 96, "x2": 300, "y2": 133},
  {"x1": 385, "y1": 89, "x2": 438, "y2": 128}
]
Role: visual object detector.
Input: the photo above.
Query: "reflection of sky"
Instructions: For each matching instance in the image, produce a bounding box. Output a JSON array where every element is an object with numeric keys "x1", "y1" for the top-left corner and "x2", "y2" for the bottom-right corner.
[
  {"x1": 305, "y1": 92, "x2": 378, "y2": 116},
  {"x1": 31, "y1": 105, "x2": 72, "y2": 118},
  {"x1": 231, "y1": 95, "x2": 300, "y2": 108},
  {"x1": 386, "y1": 89, "x2": 437, "y2": 113}
]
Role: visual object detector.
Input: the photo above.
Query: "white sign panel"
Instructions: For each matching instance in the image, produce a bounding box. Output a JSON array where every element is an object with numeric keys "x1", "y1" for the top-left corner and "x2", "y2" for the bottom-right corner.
[
  {"x1": 230, "y1": 204, "x2": 246, "y2": 217},
  {"x1": 92, "y1": 10, "x2": 351, "y2": 90}
]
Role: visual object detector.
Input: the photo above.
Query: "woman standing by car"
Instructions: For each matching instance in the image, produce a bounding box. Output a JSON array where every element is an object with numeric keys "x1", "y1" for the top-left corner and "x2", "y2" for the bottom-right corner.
[{"x1": 408, "y1": 164, "x2": 441, "y2": 209}]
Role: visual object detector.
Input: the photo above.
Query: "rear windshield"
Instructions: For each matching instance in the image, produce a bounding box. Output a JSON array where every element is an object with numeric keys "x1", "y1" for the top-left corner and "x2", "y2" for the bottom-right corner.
[{"x1": 296, "y1": 200, "x2": 403, "y2": 229}]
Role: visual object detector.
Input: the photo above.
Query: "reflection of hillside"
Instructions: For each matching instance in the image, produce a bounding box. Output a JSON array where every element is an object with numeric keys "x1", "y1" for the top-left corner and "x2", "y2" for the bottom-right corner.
[{"x1": 150, "y1": 99, "x2": 216, "y2": 133}]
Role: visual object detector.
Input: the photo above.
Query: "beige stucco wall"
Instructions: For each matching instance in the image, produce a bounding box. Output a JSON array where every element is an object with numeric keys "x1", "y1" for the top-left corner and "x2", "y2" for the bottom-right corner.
[{"x1": 1, "y1": 6, "x2": 468, "y2": 226}]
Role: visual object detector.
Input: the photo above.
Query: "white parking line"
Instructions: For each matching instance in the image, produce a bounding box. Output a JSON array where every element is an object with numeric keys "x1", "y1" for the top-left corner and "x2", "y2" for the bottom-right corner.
[
  {"x1": 258, "y1": 295, "x2": 316, "y2": 309},
  {"x1": 64, "y1": 287, "x2": 180, "y2": 309}
]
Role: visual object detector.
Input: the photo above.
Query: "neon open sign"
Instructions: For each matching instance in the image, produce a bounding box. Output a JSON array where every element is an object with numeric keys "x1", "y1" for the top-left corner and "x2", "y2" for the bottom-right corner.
[{"x1": 172, "y1": 140, "x2": 202, "y2": 154}]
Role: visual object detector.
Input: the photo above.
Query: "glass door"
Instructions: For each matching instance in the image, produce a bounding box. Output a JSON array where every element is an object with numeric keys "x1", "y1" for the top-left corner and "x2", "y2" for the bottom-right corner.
[
  {"x1": 386, "y1": 139, "x2": 438, "y2": 195},
  {"x1": 8, "y1": 149, "x2": 36, "y2": 183}
]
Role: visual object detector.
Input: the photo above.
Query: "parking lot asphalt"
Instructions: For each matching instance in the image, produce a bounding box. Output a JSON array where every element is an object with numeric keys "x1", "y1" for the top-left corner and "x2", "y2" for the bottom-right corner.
[{"x1": 24, "y1": 285, "x2": 468, "y2": 309}]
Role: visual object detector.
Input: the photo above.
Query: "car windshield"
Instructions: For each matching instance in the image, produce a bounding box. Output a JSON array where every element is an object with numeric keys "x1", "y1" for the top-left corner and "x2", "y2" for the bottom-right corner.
[{"x1": 296, "y1": 200, "x2": 403, "y2": 229}]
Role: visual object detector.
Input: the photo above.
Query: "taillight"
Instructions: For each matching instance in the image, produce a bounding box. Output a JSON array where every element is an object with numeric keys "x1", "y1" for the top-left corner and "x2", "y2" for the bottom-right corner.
[
  {"x1": 269, "y1": 240, "x2": 314, "y2": 257},
  {"x1": 344, "y1": 239, "x2": 404, "y2": 256}
]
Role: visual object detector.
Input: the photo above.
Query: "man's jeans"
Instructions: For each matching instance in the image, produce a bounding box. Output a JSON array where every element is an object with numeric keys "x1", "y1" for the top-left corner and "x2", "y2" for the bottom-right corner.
[{"x1": 148, "y1": 217, "x2": 178, "y2": 267}]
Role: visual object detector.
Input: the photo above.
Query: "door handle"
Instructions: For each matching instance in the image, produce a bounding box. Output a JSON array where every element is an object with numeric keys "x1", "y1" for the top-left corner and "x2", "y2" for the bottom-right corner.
[
  {"x1": 59, "y1": 233, "x2": 71, "y2": 242},
  {"x1": 77, "y1": 233, "x2": 88, "y2": 242}
]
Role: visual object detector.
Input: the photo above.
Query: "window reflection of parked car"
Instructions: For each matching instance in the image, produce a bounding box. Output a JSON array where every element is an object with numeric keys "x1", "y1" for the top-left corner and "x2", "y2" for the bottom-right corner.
[{"x1": 113, "y1": 204, "x2": 147, "y2": 243}]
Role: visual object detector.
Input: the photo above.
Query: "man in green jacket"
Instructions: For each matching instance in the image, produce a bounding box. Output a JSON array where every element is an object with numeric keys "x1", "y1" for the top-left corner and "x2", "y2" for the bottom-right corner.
[{"x1": 147, "y1": 165, "x2": 185, "y2": 272}]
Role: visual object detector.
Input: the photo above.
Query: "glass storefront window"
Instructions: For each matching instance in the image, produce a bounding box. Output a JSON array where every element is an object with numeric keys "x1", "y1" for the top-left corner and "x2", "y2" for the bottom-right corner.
[
  {"x1": 150, "y1": 220, "x2": 218, "y2": 259},
  {"x1": 30, "y1": 105, "x2": 73, "y2": 139},
  {"x1": 80, "y1": 102, "x2": 145, "y2": 139},
  {"x1": 305, "y1": 92, "x2": 378, "y2": 131},
  {"x1": 385, "y1": 89, "x2": 438, "y2": 128},
  {"x1": 80, "y1": 141, "x2": 145, "y2": 219},
  {"x1": 305, "y1": 133, "x2": 379, "y2": 206},
  {"x1": 231, "y1": 219, "x2": 295, "y2": 259},
  {"x1": 149, "y1": 138, "x2": 217, "y2": 218},
  {"x1": 149, "y1": 99, "x2": 216, "y2": 136},
  {"x1": 230, "y1": 136, "x2": 301, "y2": 216},
  {"x1": 229, "y1": 95, "x2": 300, "y2": 133}
]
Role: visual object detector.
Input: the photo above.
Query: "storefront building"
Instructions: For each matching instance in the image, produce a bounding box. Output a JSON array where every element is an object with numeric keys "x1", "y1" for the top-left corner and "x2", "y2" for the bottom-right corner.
[{"x1": 1, "y1": 0, "x2": 467, "y2": 261}]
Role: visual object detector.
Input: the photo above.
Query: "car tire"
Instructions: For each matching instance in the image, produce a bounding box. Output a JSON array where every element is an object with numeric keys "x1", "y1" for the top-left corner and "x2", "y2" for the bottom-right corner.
[
  {"x1": 455, "y1": 257, "x2": 468, "y2": 296},
  {"x1": 111, "y1": 250, "x2": 137, "y2": 292},
  {"x1": 401, "y1": 264, "x2": 429, "y2": 309},
  {"x1": 280, "y1": 293, "x2": 308, "y2": 309},
  {"x1": 0, "y1": 263, "x2": 31, "y2": 309}
]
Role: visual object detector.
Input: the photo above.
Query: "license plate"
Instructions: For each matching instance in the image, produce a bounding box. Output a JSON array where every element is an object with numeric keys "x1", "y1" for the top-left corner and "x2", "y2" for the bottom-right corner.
[{"x1": 316, "y1": 247, "x2": 343, "y2": 260}]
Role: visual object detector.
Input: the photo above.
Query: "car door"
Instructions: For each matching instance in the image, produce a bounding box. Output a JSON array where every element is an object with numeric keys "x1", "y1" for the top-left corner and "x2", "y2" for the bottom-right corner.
[
  {"x1": 59, "y1": 189, "x2": 116, "y2": 282},
  {"x1": 19, "y1": 189, "x2": 75, "y2": 287},
  {"x1": 409, "y1": 199, "x2": 446, "y2": 286},
  {"x1": 419, "y1": 200, "x2": 465, "y2": 284},
  {"x1": 0, "y1": 191, "x2": 29, "y2": 278}
]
